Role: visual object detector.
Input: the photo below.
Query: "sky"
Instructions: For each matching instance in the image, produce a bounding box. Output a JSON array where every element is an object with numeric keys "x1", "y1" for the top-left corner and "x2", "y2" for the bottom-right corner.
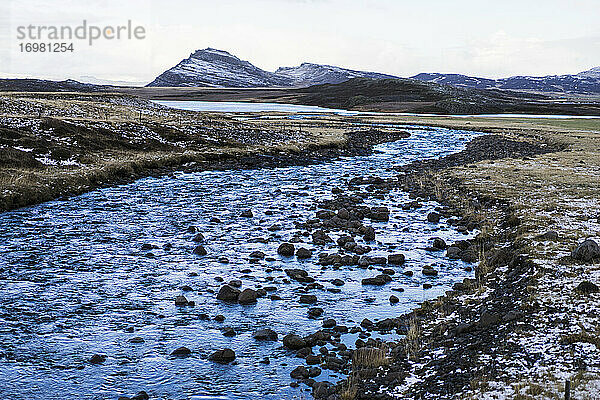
[{"x1": 0, "y1": 0, "x2": 599, "y2": 85}]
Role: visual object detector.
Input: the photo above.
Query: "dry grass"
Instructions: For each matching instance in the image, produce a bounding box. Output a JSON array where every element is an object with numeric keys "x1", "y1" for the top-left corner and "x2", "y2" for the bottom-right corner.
[
  {"x1": 352, "y1": 345, "x2": 389, "y2": 369},
  {"x1": 404, "y1": 317, "x2": 422, "y2": 361}
]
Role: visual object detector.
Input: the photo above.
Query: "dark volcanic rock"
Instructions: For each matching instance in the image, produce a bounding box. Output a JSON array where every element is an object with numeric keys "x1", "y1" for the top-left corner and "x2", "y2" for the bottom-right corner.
[
  {"x1": 209, "y1": 348, "x2": 236, "y2": 363},
  {"x1": 362, "y1": 274, "x2": 392, "y2": 285},
  {"x1": 89, "y1": 354, "x2": 106, "y2": 364},
  {"x1": 283, "y1": 334, "x2": 307, "y2": 350},
  {"x1": 572, "y1": 239, "x2": 600, "y2": 262},
  {"x1": 296, "y1": 247, "x2": 313, "y2": 259},
  {"x1": 388, "y1": 254, "x2": 405, "y2": 265},
  {"x1": 299, "y1": 294, "x2": 318, "y2": 304},
  {"x1": 575, "y1": 280, "x2": 600, "y2": 295},
  {"x1": 290, "y1": 365, "x2": 309, "y2": 379},
  {"x1": 427, "y1": 212, "x2": 441, "y2": 223},
  {"x1": 253, "y1": 328, "x2": 279, "y2": 341},
  {"x1": 171, "y1": 346, "x2": 191, "y2": 357},
  {"x1": 238, "y1": 288, "x2": 258, "y2": 304},
  {"x1": 278, "y1": 243, "x2": 295, "y2": 257},
  {"x1": 217, "y1": 285, "x2": 241, "y2": 302}
]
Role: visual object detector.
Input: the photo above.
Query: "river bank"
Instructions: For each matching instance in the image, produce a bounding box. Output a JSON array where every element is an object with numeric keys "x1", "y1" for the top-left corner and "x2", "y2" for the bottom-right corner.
[
  {"x1": 0, "y1": 92, "x2": 409, "y2": 212},
  {"x1": 324, "y1": 118, "x2": 600, "y2": 399}
]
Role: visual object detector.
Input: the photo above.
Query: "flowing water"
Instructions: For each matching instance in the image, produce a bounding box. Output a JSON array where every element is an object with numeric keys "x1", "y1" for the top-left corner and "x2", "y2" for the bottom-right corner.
[{"x1": 0, "y1": 126, "x2": 481, "y2": 400}]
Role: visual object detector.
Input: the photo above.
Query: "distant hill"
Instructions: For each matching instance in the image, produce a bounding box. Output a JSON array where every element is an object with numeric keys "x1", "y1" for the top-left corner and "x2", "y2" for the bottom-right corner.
[
  {"x1": 288, "y1": 78, "x2": 600, "y2": 115},
  {"x1": 412, "y1": 67, "x2": 600, "y2": 94}
]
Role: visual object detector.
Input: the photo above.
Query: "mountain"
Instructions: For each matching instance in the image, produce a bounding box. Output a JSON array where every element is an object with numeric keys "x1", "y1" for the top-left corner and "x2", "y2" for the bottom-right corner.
[
  {"x1": 147, "y1": 48, "x2": 401, "y2": 88},
  {"x1": 412, "y1": 67, "x2": 600, "y2": 94},
  {"x1": 147, "y1": 48, "x2": 291, "y2": 88},
  {"x1": 274, "y1": 62, "x2": 400, "y2": 87}
]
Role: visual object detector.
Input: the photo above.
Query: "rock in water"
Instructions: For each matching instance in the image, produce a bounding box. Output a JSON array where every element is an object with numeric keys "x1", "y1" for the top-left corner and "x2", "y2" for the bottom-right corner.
[
  {"x1": 89, "y1": 354, "x2": 106, "y2": 364},
  {"x1": 171, "y1": 346, "x2": 191, "y2": 357},
  {"x1": 388, "y1": 254, "x2": 405, "y2": 265},
  {"x1": 572, "y1": 239, "x2": 600, "y2": 262},
  {"x1": 290, "y1": 365, "x2": 309, "y2": 379},
  {"x1": 252, "y1": 328, "x2": 278, "y2": 341},
  {"x1": 283, "y1": 334, "x2": 307, "y2": 350},
  {"x1": 427, "y1": 212, "x2": 441, "y2": 223},
  {"x1": 296, "y1": 247, "x2": 313, "y2": 259},
  {"x1": 238, "y1": 288, "x2": 258, "y2": 304},
  {"x1": 175, "y1": 295, "x2": 189, "y2": 306},
  {"x1": 278, "y1": 243, "x2": 295, "y2": 257},
  {"x1": 193, "y1": 245, "x2": 207, "y2": 256},
  {"x1": 240, "y1": 209, "x2": 254, "y2": 217},
  {"x1": 361, "y1": 274, "x2": 392, "y2": 285},
  {"x1": 216, "y1": 285, "x2": 241, "y2": 302},
  {"x1": 209, "y1": 348, "x2": 236, "y2": 363}
]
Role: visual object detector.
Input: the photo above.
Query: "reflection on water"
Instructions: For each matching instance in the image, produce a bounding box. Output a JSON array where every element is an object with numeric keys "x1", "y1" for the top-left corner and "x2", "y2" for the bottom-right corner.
[{"x1": 0, "y1": 126, "x2": 480, "y2": 399}]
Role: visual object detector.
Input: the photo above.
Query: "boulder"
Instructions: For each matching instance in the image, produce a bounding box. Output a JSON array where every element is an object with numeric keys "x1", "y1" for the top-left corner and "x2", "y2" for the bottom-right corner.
[
  {"x1": 253, "y1": 328, "x2": 278, "y2": 341},
  {"x1": 278, "y1": 243, "x2": 295, "y2": 257},
  {"x1": 427, "y1": 212, "x2": 441, "y2": 223},
  {"x1": 193, "y1": 245, "x2": 207, "y2": 256},
  {"x1": 283, "y1": 334, "x2": 307, "y2": 350},
  {"x1": 238, "y1": 288, "x2": 258, "y2": 304},
  {"x1": 89, "y1": 354, "x2": 106, "y2": 364},
  {"x1": 296, "y1": 248, "x2": 313, "y2": 259},
  {"x1": 171, "y1": 346, "x2": 191, "y2": 357},
  {"x1": 216, "y1": 285, "x2": 240, "y2": 302},
  {"x1": 388, "y1": 254, "x2": 405, "y2": 265},
  {"x1": 572, "y1": 239, "x2": 600, "y2": 262},
  {"x1": 575, "y1": 280, "x2": 600, "y2": 295},
  {"x1": 362, "y1": 274, "x2": 392, "y2": 285},
  {"x1": 290, "y1": 365, "x2": 309, "y2": 379},
  {"x1": 209, "y1": 348, "x2": 236, "y2": 364},
  {"x1": 432, "y1": 237, "x2": 447, "y2": 250},
  {"x1": 299, "y1": 294, "x2": 317, "y2": 304}
]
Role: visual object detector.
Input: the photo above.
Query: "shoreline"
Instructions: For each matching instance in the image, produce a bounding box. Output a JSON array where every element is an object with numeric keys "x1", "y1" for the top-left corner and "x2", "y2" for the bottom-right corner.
[{"x1": 0, "y1": 128, "x2": 409, "y2": 213}]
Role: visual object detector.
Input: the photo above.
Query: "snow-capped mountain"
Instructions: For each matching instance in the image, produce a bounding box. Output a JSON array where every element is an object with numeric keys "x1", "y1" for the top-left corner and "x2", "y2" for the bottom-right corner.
[
  {"x1": 147, "y1": 48, "x2": 292, "y2": 88},
  {"x1": 412, "y1": 67, "x2": 600, "y2": 94},
  {"x1": 148, "y1": 48, "x2": 401, "y2": 88},
  {"x1": 148, "y1": 48, "x2": 600, "y2": 94},
  {"x1": 274, "y1": 63, "x2": 400, "y2": 87}
]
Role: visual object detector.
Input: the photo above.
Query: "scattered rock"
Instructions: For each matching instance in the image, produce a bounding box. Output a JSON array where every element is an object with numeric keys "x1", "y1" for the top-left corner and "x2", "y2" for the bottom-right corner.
[
  {"x1": 222, "y1": 327, "x2": 236, "y2": 337},
  {"x1": 296, "y1": 247, "x2": 313, "y2": 259},
  {"x1": 193, "y1": 245, "x2": 207, "y2": 256},
  {"x1": 171, "y1": 346, "x2": 191, "y2": 357},
  {"x1": 209, "y1": 348, "x2": 236, "y2": 364},
  {"x1": 175, "y1": 295, "x2": 189, "y2": 306},
  {"x1": 432, "y1": 237, "x2": 447, "y2": 250},
  {"x1": 89, "y1": 354, "x2": 106, "y2": 364},
  {"x1": 241, "y1": 209, "x2": 254, "y2": 218},
  {"x1": 572, "y1": 239, "x2": 600, "y2": 262},
  {"x1": 575, "y1": 281, "x2": 600, "y2": 295},
  {"x1": 299, "y1": 294, "x2": 318, "y2": 304},
  {"x1": 192, "y1": 233, "x2": 205, "y2": 243},
  {"x1": 389, "y1": 295, "x2": 399, "y2": 304},
  {"x1": 216, "y1": 285, "x2": 240, "y2": 302},
  {"x1": 388, "y1": 254, "x2": 405, "y2": 265},
  {"x1": 238, "y1": 288, "x2": 258, "y2": 304},
  {"x1": 362, "y1": 274, "x2": 392, "y2": 285},
  {"x1": 427, "y1": 212, "x2": 441, "y2": 223},
  {"x1": 290, "y1": 365, "x2": 309, "y2": 379},
  {"x1": 283, "y1": 334, "x2": 307, "y2": 350},
  {"x1": 278, "y1": 243, "x2": 295, "y2": 257},
  {"x1": 253, "y1": 328, "x2": 278, "y2": 341}
]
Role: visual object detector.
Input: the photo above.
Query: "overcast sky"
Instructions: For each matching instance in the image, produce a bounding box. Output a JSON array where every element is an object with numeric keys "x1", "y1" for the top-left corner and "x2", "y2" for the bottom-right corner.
[{"x1": 1, "y1": 0, "x2": 599, "y2": 85}]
